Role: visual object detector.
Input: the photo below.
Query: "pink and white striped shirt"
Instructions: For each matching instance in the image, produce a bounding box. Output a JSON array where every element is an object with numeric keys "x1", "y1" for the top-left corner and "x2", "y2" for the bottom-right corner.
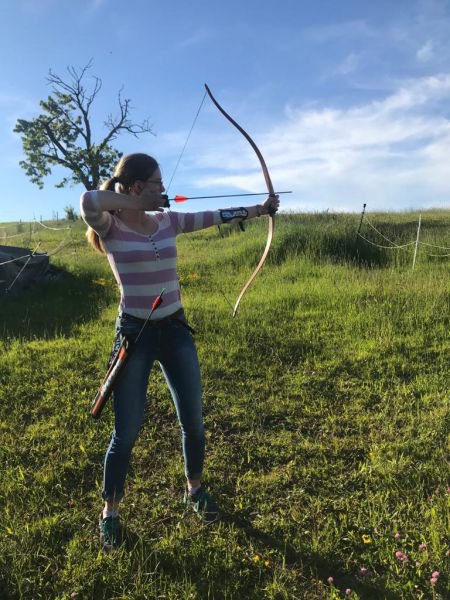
[{"x1": 80, "y1": 191, "x2": 221, "y2": 319}]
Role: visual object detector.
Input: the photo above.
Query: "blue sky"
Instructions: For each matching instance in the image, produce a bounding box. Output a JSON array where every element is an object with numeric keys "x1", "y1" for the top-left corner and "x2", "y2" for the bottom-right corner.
[{"x1": 1, "y1": 0, "x2": 450, "y2": 222}]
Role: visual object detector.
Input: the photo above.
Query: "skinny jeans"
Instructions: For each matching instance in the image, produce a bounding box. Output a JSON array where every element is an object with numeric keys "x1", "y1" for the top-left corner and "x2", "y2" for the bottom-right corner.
[{"x1": 102, "y1": 311, "x2": 204, "y2": 502}]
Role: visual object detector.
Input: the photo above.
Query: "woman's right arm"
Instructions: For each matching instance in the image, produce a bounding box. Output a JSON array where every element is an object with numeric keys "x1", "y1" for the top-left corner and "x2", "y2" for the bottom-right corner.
[
  {"x1": 80, "y1": 189, "x2": 164, "y2": 235},
  {"x1": 80, "y1": 189, "x2": 163, "y2": 213}
]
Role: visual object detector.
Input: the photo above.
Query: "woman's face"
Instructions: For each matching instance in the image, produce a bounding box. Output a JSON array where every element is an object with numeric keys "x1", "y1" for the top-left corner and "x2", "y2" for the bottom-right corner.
[
  {"x1": 130, "y1": 167, "x2": 165, "y2": 197},
  {"x1": 143, "y1": 168, "x2": 165, "y2": 195}
]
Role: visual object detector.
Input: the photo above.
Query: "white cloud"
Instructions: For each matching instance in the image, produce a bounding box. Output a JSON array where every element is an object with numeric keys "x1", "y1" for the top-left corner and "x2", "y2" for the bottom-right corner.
[
  {"x1": 175, "y1": 28, "x2": 214, "y2": 50},
  {"x1": 335, "y1": 53, "x2": 360, "y2": 76},
  {"x1": 171, "y1": 75, "x2": 450, "y2": 212},
  {"x1": 19, "y1": 0, "x2": 107, "y2": 16},
  {"x1": 304, "y1": 20, "x2": 376, "y2": 43},
  {"x1": 417, "y1": 40, "x2": 434, "y2": 62},
  {"x1": 0, "y1": 91, "x2": 38, "y2": 141}
]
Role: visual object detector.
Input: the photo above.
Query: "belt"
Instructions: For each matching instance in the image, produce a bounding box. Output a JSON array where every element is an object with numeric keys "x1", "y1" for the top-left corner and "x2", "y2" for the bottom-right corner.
[{"x1": 120, "y1": 308, "x2": 195, "y2": 334}]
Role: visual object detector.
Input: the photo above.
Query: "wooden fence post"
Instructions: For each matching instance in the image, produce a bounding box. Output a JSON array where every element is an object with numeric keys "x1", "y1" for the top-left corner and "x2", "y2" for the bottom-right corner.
[{"x1": 412, "y1": 214, "x2": 422, "y2": 271}]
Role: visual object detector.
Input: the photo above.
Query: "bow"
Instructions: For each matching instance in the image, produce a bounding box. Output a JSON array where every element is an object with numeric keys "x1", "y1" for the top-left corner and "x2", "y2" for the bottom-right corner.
[{"x1": 204, "y1": 84, "x2": 277, "y2": 317}]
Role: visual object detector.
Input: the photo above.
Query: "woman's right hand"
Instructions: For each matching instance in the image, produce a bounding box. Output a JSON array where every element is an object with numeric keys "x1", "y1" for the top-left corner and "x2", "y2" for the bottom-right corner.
[{"x1": 135, "y1": 188, "x2": 165, "y2": 212}]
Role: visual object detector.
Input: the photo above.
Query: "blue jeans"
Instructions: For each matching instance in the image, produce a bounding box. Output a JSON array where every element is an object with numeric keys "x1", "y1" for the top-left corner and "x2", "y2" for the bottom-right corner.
[{"x1": 102, "y1": 311, "x2": 204, "y2": 502}]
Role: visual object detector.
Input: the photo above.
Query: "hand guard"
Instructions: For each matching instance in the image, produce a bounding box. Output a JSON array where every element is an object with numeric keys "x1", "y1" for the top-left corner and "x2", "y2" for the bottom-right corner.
[{"x1": 219, "y1": 207, "x2": 249, "y2": 223}]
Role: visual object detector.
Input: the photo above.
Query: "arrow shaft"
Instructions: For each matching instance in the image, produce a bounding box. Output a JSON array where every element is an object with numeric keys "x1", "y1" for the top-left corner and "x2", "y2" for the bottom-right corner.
[{"x1": 170, "y1": 191, "x2": 291, "y2": 202}]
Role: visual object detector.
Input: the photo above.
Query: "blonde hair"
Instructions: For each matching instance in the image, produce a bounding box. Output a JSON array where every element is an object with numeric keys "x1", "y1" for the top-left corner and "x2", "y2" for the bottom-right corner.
[{"x1": 86, "y1": 153, "x2": 159, "y2": 254}]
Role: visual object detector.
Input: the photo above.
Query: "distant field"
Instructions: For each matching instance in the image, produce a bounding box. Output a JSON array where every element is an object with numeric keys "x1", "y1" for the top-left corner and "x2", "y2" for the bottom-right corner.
[{"x1": 0, "y1": 211, "x2": 449, "y2": 599}]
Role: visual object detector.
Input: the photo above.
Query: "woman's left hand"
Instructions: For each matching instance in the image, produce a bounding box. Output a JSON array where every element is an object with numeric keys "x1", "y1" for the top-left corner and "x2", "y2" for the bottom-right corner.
[{"x1": 262, "y1": 194, "x2": 280, "y2": 215}]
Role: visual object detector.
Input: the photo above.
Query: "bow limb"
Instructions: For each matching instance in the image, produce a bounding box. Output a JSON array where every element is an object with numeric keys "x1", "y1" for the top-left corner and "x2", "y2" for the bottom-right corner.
[
  {"x1": 204, "y1": 84, "x2": 276, "y2": 317},
  {"x1": 232, "y1": 212, "x2": 274, "y2": 317}
]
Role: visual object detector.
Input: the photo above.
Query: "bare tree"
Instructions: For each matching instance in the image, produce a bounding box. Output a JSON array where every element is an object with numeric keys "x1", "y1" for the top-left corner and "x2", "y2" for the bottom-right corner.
[{"x1": 14, "y1": 60, "x2": 153, "y2": 190}]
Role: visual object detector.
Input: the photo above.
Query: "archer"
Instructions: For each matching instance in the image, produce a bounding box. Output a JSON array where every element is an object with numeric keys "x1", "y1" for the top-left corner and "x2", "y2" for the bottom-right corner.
[{"x1": 80, "y1": 152, "x2": 279, "y2": 551}]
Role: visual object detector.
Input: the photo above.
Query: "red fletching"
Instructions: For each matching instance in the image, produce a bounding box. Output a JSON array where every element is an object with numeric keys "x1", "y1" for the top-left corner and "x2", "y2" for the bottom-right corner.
[
  {"x1": 174, "y1": 195, "x2": 189, "y2": 202},
  {"x1": 152, "y1": 289, "x2": 165, "y2": 311},
  {"x1": 152, "y1": 296, "x2": 163, "y2": 310}
]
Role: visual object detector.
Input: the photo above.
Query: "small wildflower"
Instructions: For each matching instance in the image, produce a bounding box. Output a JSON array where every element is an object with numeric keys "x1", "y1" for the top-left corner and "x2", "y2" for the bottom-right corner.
[
  {"x1": 431, "y1": 577, "x2": 438, "y2": 586},
  {"x1": 431, "y1": 571, "x2": 440, "y2": 579},
  {"x1": 252, "y1": 554, "x2": 261, "y2": 563},
  {"x1": 327, "y1": 576, "x2": 334, "y2": 584},
  {"x1": 360, "y1": 567, "x2": 369, "y2": 576},
  {"x1": 394, "y1": 532, "x2": 402, "y2": 541},
  {"x1": 418, "y1": 543, "x2": 427, "y2": 551},
  {"x1": 395, "y1": 550, "x2": 408, "y2": 563},
  {"x1": 264, "y1": 560, "x2": 271, "y2": 568},
  {"x1": 345, "y1": 589, "x2": 352, "y2": 596},
  {"x1": 362, "y1": 534, "x2": 372, "y2": 544}
]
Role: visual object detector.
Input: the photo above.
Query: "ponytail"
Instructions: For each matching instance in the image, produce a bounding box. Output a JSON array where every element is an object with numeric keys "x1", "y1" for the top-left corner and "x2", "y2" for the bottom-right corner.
[
  {"x1": 101, "y1": 176, "x2": 119, "y2": 192},
  {"x1": 86, "y1": 227, "x2": 105, "y2": 254}
]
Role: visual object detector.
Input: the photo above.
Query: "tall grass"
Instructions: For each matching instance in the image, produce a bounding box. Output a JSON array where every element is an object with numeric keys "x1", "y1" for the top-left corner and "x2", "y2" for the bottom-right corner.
[{"x1": 0, "y1": 211, "x2": 449, "y2": 599}]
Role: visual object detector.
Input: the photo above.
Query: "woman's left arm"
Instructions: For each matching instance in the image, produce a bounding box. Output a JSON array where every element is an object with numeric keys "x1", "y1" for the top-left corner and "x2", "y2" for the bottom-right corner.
[
  {"x1": 247, "y1": 194, "x2": 280, "y2": 219},
  {"x1": 171, "y1": 195, "x2": 280, "y2": 234},
  {"x1": 220, "y1": 195, "x2": 280, "y2": 223}
]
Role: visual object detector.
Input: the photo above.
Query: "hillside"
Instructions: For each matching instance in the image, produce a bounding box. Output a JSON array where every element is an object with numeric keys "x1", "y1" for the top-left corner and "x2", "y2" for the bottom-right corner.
[{"x1": 0, "y1": 211, "x2": 449, "y2": 599}]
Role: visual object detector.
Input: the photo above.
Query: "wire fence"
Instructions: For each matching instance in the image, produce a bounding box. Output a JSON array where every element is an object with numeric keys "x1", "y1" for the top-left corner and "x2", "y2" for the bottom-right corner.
[
  {"x1": 357, "y1": 209, "x2": 450, "y2": 268},
  {"x1": 34, "y1": 220, "x2": 71, "y2": 231},
  {"x1": 0, "y1": 221, "x2": 76, "y2": 293},
  {"x1": 1, "y1": 209, "x2": 449, "y2": 292}
]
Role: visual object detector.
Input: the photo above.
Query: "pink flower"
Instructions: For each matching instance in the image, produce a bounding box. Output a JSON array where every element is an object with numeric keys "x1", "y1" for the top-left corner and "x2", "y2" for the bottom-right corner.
[
  {"x1": 431, "y1": 571, "x2": 440, "y2": 579},
  {"x1": 418, "y1": 543, "x2": 427, "y2": 551},
  {"x1": 395, "y1": 550, "x2": 408, "y2": 563},
  {"x1": 431, "y1": 577, "x2": 438, "y2": 586},
  {"x1": 345, "y1": 589, "x2": 352, "y2": 596},
  {"x1": 327, "y1": 577, "x2": 334, "y2": 585},
  {"x1": 394, "y1": 532, "x2": 402, "y2": 540}
]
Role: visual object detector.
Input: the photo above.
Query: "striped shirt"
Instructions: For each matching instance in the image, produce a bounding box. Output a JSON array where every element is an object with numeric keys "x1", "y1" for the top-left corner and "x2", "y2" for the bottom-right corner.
[{"x1": 80, "y1": 190, "x2": 221, "y2": 319}]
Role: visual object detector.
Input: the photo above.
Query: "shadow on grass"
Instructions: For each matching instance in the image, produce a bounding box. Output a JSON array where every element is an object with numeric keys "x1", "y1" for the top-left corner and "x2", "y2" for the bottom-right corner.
[
  {"x1": 0, "y1": 269, "x2": 116, "y2": 341},
  {"x1": 273, "y1": 212, "x2": 450, "y2": 269},
  {"x1": 272, "y1": 226, "x2": 391, "y2": 269},
  {"x1": 220, "y1": 509, "x2": 404, "y2": 600},
  {"x1": 116, "y1": 510, "x2": 402, "y2": 600}
]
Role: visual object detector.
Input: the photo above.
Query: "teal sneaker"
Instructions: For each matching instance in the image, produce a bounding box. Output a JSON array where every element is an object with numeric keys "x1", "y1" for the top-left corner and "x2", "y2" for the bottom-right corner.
[
  {"x1": 99, "y1": 514, "x2": 122, "y2": 551},
  {"x1": 184, "y1": 486, "x2": 219, "y2": 523}
]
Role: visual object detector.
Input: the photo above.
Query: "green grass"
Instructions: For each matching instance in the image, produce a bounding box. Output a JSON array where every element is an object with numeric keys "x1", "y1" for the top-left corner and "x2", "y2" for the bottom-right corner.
[{"x1": 0, "y1": 211, "x2": 449, "y2": 599}]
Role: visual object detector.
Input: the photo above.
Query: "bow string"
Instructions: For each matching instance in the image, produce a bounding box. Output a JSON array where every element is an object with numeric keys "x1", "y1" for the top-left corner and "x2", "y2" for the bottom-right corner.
[{"x1": 167, "y1": 83, "x2": 277, "y2": 317}]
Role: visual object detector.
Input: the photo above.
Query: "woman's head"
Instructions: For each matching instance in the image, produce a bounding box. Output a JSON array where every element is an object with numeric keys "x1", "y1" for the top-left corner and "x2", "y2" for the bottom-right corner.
[
  {"x1": 86, "y1": 153, "x2": 160, "y2": 253},
  {"x1": 101, "y1": 153, "x2": 160, "y2": 194}
]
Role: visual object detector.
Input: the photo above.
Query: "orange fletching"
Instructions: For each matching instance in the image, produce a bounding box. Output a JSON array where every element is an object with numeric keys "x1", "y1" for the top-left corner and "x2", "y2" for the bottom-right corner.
[{"x1": 174, "y1": 195, "x2": 189, "y2": 202}]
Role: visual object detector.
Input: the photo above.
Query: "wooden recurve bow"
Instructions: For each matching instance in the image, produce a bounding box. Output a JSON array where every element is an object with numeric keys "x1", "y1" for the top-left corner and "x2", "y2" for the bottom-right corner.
[{"x1": 204, "y1": 84, "x2": 277, "y2": 317}]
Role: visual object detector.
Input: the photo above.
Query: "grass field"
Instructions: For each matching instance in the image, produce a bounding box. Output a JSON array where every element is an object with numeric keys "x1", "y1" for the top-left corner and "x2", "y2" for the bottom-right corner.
[{"x1": 0, "y1": 210, "x2": 449, "y2": 599}]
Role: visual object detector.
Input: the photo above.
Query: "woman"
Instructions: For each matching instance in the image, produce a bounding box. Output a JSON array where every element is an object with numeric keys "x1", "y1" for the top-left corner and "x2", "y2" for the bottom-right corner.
[{"x1": 80, "y1": 153, "x2": 279, "y2": 551}]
